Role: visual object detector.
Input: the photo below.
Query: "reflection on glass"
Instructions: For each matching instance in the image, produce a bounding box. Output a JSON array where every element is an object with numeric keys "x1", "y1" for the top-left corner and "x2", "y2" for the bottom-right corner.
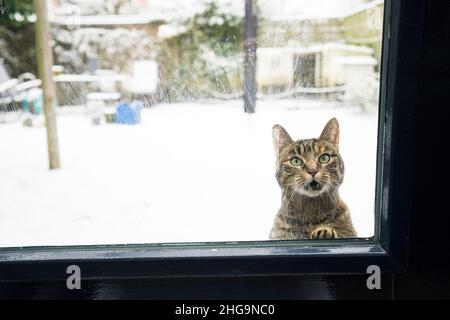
[{"x1": 0, "y1": 0, "x2": 384, "y2": 246}]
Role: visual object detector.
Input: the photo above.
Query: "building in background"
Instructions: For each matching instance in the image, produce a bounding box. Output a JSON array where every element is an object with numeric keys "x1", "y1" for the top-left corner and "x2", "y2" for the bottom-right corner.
[
  {"x1": 258, "y1": 0, "x2": 383, "y2": 90},
  {"x1": 44, "y1": 0, "x2": 384, "y2": 101},
  {"x1": 258, "y1": 43, "x2": 377, "y2": 89}
]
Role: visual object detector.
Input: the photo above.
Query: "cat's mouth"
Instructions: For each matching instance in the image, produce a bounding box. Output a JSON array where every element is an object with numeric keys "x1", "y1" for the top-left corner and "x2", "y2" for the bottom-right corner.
[
  {"x1": 308, "y1": 180, "x2": 321, "y2": 191},
  {"x1": 298, "y1": 180, "x2": 325, "y2": 197}
]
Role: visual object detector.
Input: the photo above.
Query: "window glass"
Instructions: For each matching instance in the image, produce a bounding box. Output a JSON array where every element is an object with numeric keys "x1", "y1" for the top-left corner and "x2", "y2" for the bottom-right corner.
[{"x1": 0, "y1": 0, "x2": 384, "y2": 246}]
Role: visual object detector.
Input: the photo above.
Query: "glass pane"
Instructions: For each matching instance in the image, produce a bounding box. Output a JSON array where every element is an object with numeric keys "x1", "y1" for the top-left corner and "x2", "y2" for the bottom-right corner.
[{"x1": 0, "y1": 0, "x2": 384, "y2": 246}]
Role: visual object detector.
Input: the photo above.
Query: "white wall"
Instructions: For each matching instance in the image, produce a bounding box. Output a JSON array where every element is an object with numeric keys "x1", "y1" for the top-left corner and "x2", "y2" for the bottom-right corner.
[{"x1": 257, "y1": 48, "x2": 293, "y2": 87}]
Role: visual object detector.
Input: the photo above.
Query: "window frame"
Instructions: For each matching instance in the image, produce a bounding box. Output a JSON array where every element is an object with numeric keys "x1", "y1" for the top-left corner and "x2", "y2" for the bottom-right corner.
[{"x1": 0, "y1": 0, "x2": 422, "y2": 282}]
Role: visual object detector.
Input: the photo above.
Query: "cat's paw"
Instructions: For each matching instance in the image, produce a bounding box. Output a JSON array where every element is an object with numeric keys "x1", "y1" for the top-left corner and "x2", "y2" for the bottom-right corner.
[{"x1": 310, "y1": 226, "x2": 338, "y2": 239}]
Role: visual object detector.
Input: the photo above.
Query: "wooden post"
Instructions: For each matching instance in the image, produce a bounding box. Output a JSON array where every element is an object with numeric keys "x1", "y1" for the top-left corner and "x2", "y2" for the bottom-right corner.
[
  {"x1": 33, "y1": 0, "x2": 60, "y2": 169},
  {"x1": 243, "y1": 0, "x2": 257, "y2": 113}
]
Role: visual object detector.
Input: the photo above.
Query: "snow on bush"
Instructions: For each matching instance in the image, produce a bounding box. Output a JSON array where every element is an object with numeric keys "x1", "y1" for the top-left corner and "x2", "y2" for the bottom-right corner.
[
  {"x1": 342, "y1": 76, "x2": 380, "y2": 112},
  {"x1": 157, "y1": 0, "x2": 244, "y2": 100},
  {"x1": 53, "y1": 27, "x2": 155, "y2": 74}
]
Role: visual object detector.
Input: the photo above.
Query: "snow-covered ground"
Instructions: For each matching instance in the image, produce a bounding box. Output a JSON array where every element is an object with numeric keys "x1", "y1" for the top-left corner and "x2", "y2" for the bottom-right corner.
[{"x1": 0, "y1": 99, "x2": 378, "y2": 247}]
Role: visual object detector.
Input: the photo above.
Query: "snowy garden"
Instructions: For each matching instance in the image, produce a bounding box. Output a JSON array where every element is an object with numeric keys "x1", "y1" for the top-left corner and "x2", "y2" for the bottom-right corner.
[
  {"x1": 0, "y1": 99, "x2": 377, "y2": 246},
  {"x1": 0, "y1": 0, "x2": 383, "y2": 247}
]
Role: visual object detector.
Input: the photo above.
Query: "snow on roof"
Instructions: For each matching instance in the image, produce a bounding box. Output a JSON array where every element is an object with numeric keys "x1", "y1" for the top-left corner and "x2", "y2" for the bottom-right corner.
[
  {"x1": 49, "y1": 0, "x2": 243, "y2": 26},
  {"x1": 343, "y1": 0, "x2": 384, "y2": 17},
  {"x1": 335, "y1": 55, "x2": 378, "y2": 65},
  {"x1": 48, "y1": 0, "x2": 383, "y2": 27},
  {"x1": 49, "y1": 14, "x2": 168, "y2": 26},
  {"x1": 262, "y1": 0, "x2": 384, "y2": 22},
  {"x1": 258, "y1": 43, "x2": 374, "y2": 55},
  {"x1": 53, "y1": 74, "x2": 128, "y2": 82},
  {"x1": 299, "y1": 43, "x2": 374, "y2": 54}
]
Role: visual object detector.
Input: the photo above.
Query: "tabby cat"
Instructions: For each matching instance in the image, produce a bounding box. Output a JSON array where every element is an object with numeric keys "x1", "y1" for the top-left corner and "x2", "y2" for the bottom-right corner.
[{"x1": 270, "y1": 118, "x2": 356, "y2": 240}]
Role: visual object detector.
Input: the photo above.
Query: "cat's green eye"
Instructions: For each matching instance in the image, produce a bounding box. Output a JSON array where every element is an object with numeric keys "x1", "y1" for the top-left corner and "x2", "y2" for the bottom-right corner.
[
  {"x1": 290, "y1": 157, "x2": 303, "y2": 166},
  {"x1": 318, "y1": 154, "x2": 330, "y2": 164}
]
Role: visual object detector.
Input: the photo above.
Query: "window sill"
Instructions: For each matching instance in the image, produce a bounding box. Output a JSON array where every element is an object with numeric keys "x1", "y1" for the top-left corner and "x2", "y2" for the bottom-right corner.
[{"x1": 0, "y1": 240, "x2": 404, "y2": 282}]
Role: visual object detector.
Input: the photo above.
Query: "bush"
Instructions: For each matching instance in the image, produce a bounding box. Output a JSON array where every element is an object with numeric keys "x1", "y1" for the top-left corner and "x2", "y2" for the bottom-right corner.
[
  {"x1": 157, "y1": 0, "x2": 243, "y2": 101},
  {"x1": 0, "y1": 0, "x2": 37, "y2": 77},
  {"x1": 342, "y1": 76, "x2": 380, "y2": 112}
]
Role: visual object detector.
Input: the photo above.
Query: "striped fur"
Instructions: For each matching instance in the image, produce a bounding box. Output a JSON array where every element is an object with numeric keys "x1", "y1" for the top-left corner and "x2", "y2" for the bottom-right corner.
[{"x1": 270, "y1": 118, "x2": 356, "y2": 240}]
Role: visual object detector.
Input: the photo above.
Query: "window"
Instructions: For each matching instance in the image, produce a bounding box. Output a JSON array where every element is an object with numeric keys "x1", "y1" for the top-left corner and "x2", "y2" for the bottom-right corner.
[{"x1": 0, "y1": 0, "x2": 419, "y2": 281}]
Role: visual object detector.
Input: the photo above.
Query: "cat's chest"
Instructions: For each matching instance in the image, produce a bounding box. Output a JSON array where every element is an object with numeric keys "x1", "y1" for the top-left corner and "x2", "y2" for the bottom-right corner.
[
  {"x1": 282, "y1": 208, "x2": 333, "y2": 226},
  {"x1": 279, "y1": 216, "x2": 316, "y2": 238}
]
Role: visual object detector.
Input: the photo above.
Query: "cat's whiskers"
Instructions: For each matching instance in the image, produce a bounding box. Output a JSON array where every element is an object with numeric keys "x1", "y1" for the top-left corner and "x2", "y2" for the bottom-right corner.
[{"x1": 281, "y1": 181, "x2": 299, "y2": 213}]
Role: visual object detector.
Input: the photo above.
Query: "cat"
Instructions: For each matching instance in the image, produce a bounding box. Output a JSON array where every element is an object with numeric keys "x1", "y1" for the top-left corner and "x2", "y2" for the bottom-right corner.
[{"x1": 269, "y1": 118, "x2": 356, "y2": 240}]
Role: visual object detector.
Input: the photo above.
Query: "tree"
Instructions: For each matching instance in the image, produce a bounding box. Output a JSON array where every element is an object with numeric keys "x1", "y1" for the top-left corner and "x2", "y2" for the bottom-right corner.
[
  {"x1": 50, "y1": 0, "x2": 157, "y2": 105},
  {"x1": 51, "y1": 1, "x2": 156, "y2": 74},
  {"x1": 0, "y1": 0, "x2": 37, "y2": 77},
  {"x1": 157, "y1": 0, "x2": 244, "y2": 100},
  {"x1": 33, "y1": 0, "x2": 60, "y2": 169},
  {"x1": 0, "y1": 0, "x2": 34, "y2": 28}
]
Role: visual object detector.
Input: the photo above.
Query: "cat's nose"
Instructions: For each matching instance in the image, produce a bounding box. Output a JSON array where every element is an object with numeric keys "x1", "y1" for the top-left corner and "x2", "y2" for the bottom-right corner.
[{"x1": 307, "y1": 169, "x2": 318, "y2": 177}]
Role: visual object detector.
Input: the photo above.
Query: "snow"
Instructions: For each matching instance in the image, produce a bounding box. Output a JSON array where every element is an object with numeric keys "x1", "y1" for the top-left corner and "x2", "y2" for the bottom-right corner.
[
  {"x1": 145, "y1": 0, "x2": 244, "y2": 21},
  {"x1": 48, "y1": 0, "x2": 383, "y2": 26},
  {"x1": 260, "y1": 0, "x2": 383, "y2": 22},
  {"x1": 49, "y1": 0, "x2": 244, "y2": 26},
  {"x1": 335, "y1": 56, "x2": 378, "y2": 66},
  {"x1": 343, "y1": 0, "x2": 384, "y2": 18},
  {"x1": 200, "y1": 46, "x2": 242, "y2": 72},
  {"x1": 86, "y1": 92, "x2": 121, "y2": 100},
  {"x1": 126, "y1": 60, "x2": 158, "y2": 94},
  {"x1": 50, "y1": 14, "x2": 168, "y2": 26},
  {"x1": 0, "y1": 79, "x2": 18, "y2": 93},
  {"x1": 157, "y1": 24, "x2": 187, "y2": 39},
  {"x1": 14, "y1": 80, "x2": 42, "y2": 92},
  {"x1": 53, "y1": 74, "x2": 128, "y2": 83},
  {"x1": 292, "y1": 43, "x2": 374, "y2": 55},
  {"x1": 0, "y1": 63, "x2": 12, "y2": 84},
  {"x1": 0, "y1": 99, "x2": 377, "y2": 247}
]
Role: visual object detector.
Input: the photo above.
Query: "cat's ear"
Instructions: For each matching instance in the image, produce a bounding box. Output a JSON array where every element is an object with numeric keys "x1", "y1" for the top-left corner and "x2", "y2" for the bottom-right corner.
[
  {"x1": 320, "y1": 118, "x2": 340, "y2": 145},
  {"x1": 272, "y1": 124, "x2": 293, "y2": 157}
]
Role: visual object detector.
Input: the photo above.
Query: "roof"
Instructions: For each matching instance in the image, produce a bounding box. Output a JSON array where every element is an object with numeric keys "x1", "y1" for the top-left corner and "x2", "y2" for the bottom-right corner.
[
  {"x1": 265, "y1": 0, "x2": 384, "y2": 22},
  {"x1": 298, "y1": 43, "x2": 375, "y2": 54},
  {"x1": 49, "y1": 14, "x2": 167, "y2": 26},
  {"x1": 48, "y1": 0, "x2": 384, "y2": 26},
  {"x1": 48, "y1": 0, "x2": 242, "y2": 26},
  {"x1": 258, "y1": 43, "x2": 374, "y2": 55},
  {"x1": 344, "y1": 0, "x2": 384, "y2": 18},
  {"x1": 335, "y1": 55, "x2": 378, "y2": 65}
]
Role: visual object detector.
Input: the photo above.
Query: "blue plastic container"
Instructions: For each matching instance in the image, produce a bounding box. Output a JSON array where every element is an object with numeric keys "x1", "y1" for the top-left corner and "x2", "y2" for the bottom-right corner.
[
  {"x1": 115, "y1": 101, "x2": 142, "y2": 125},
  {"x1": 21, "y1": 89, "x2": 43, "y2": 115},
  {"x1": 31, "y1": 95, "x2": 43, "y2": 114}
]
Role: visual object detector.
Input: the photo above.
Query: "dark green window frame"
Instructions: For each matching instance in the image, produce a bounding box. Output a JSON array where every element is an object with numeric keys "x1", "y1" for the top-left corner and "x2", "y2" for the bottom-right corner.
[{"x1": 0, "y1": 0, "x2": 421, "y2": 282}]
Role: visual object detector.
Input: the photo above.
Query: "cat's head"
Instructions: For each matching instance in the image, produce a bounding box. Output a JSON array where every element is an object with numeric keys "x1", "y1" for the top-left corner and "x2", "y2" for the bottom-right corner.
[{"x1": 272, "y1": 118, "x2": 344, "y2": 197}]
